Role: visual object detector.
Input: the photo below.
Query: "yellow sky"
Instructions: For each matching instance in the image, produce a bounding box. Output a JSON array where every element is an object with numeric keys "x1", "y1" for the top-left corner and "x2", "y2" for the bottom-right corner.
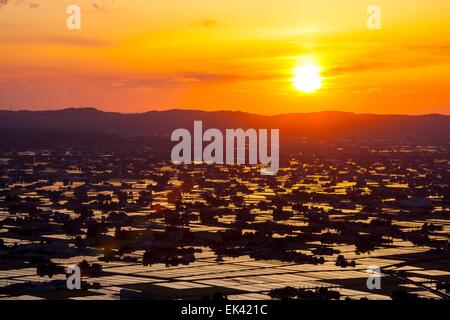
[{"x1": 0, "y1": 0, "x2": 449, "y2": 114}]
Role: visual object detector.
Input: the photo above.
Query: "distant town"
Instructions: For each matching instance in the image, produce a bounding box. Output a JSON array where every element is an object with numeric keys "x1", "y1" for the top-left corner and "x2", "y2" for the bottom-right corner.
[{"x1": 0, "y1": 135, "x2": 448, "y2": 300}]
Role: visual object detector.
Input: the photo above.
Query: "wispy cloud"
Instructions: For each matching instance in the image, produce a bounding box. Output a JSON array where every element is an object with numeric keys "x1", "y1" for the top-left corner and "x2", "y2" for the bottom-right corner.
[
  {"x1": 44, "y1": 36, "x2": 112, "y2": 47},
  {"x1": 189, "y1": 19, "x2": 222, "y2": 29},
  {"x1": 84, "y1": 0, "x2": 119, "y2": 13},
  {"x1": 324, "y1": 43, "x2": 450, "y2": 77},
  {"x1": 0, "y1": 0, "x2": 118, "y2": 11},
  {"x1": 100, "y1": 72, "x2": 238, "y2": 91},
  {"x1": 0, "y1": 0, "x2": 39, "y2": 9},
  {"x1": 1, "y1": 35, "x2": 113, "y2": 47}
]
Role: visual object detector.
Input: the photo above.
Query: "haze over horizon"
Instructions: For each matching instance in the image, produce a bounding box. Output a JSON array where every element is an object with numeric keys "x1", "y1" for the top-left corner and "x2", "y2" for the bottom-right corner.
[
  {"x1": 1, "y1": 106, "x2": 450, "y2": 117},
  {"x1": 0, "y1": 0, "x2": 449, "y2": 115}
]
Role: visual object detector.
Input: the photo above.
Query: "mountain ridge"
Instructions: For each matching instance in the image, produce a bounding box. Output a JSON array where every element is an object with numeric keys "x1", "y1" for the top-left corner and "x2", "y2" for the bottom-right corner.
[
  {"x1": 2, "y1": 107, "x2": 448, "y2": 118},
  {"x1": 0, "y1": 107, "x2": 449, "y2": 140}
]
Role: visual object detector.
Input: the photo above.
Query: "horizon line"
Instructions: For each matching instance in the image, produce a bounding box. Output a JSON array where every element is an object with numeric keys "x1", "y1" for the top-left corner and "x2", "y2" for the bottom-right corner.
[{"x1": 0, "y1": 106, "x2": 449, "y2": 118}]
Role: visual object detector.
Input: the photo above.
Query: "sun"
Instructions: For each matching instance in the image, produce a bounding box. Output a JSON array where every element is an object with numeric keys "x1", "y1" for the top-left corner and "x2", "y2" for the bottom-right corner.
[{"x1": 292, "y1": 63, "x2": 323, "y2": 93}]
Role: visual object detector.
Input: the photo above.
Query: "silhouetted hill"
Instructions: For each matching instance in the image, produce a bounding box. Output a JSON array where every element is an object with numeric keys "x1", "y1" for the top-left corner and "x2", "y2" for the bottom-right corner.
[{"x1": 0, "y1": 108, "x2": 448, "y2": 141}]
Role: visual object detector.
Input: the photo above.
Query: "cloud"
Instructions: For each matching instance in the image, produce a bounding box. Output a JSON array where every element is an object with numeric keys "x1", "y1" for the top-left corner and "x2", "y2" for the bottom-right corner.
[
  {"x1": 325, "y1": 43, "x2": 450, "y2": 77},
  {"x1": 41, "y1": 36, "x2": 111, "y2": 47},
  {"x1": 0, "y1": 0, "x2": 39, "y2": 9},
  {"x1": 169, "y1": 77, "x2": 201, "y2": 83},
  {"x1": 104, "y1": 72, "x2": 237, "y2": 91},
  {"x1": 1, "y1": 35, "x2": 112, "y2": 47},
  {"x1": 190, "y1": 19, "x2": 221, "y2": 29},
  {"x1": 200, "y1": 19, "x2": 218, "y2": 28},
  {"x1": 178, "y1": 73, "x2": 234, "y2": 82},
  {"x1": 84, "y1": 0, "x2": 118, "y2": 13},
  {"x1": 367, "y1": 88, "x2": 383, "y2": 94}
]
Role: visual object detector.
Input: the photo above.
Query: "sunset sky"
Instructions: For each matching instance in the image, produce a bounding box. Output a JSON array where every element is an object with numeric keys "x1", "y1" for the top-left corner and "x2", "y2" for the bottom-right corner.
[{"x1": 0, "y1": 0, "x2": 449, "y2": 115}]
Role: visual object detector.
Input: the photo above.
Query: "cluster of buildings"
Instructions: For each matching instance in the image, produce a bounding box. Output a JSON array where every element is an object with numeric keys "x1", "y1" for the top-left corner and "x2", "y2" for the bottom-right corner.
[{"x1": 0, "y1": 139, "x2": 448, "y2": 299}]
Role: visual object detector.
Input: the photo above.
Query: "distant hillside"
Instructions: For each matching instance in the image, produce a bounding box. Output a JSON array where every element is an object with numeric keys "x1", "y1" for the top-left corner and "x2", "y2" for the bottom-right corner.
[{"x1": 0, "y1": 108, "x2": 449, "y2": 141}]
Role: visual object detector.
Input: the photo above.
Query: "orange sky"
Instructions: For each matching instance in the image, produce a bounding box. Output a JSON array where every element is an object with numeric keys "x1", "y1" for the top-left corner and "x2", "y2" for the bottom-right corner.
[{"x1": 0, "y1": 0, "x2": 449, "y2": 115}]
